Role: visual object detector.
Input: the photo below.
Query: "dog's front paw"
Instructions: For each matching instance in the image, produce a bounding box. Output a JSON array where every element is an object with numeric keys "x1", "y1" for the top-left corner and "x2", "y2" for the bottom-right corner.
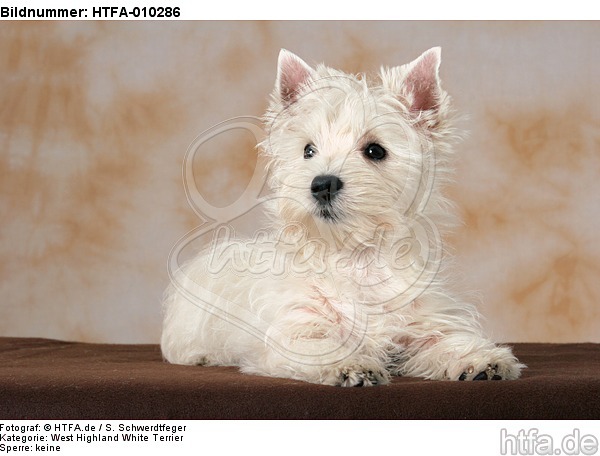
[
  {"x1": 338, "y1": 365, "x2": 390, "y2": 387},
  {"x1": 458, "y1": 363, "x2": 503, "y2": 381},
  {"x1": 453, "y1": 346, "x2": 524, "y2": 381}
]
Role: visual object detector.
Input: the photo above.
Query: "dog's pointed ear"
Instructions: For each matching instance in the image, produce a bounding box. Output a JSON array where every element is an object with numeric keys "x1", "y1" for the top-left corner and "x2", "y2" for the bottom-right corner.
[
  {"x1": 275, "y1": 49, "x2": 316, "y2": 105},
  {"x1": 402, "y1": 47, "x2": 444, "y2": 114},
  {"x1": 382, "y1": 47, "x2": 450, "y2": 127}
]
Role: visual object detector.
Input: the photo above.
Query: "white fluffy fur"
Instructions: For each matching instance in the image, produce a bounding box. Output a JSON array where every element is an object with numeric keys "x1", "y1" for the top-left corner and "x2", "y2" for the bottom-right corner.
[{"x1": 161, "y1": 48, "x2": 524, "y2": 386}]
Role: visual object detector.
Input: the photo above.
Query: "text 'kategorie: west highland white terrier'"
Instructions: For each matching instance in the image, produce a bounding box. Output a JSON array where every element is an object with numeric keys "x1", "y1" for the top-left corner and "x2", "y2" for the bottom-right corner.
[{"x1": 161, "y1": 48, "x2": 524, "y2": 386}]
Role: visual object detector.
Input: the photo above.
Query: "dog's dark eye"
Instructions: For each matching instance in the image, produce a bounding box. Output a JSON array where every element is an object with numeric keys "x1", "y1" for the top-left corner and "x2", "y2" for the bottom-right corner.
[
  {"x1": 363, "y1": 143, "x2": 387, "y2": 161},
  {"x1": 304, "y1": 144, "x2": 317, "y2": 159}
]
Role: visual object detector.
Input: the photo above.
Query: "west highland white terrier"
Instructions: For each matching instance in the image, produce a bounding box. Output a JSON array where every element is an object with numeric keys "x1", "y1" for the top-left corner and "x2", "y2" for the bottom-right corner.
[{"x1": 161, "y1": 48, "x2": 524, "y2": 386}]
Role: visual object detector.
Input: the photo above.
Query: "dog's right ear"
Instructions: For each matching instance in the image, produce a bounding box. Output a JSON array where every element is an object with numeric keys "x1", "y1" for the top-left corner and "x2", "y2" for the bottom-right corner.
[{"x1": 275, "y1": 49, "x2": 316, "y2": 105}]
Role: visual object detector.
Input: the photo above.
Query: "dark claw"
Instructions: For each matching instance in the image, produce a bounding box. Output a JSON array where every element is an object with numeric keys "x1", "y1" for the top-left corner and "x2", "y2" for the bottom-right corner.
[
  {"x1": 473, "y1": 371, "x2": 488, "y2": 381},
  {"x1": 354, "y1": 379, "x2": 364, "y2": 387},
  {"x1": 492, "y1": 374, "x2": 502, "y2": 380},
  {"x1": 458, "y1": 372, "x2": 467, "y2": 381}
]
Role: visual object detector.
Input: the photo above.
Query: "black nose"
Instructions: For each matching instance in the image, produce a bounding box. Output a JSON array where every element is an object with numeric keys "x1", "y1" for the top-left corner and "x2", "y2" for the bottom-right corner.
[{"x1": 311, "y1": 175, "x2": 344, "y2": 205}]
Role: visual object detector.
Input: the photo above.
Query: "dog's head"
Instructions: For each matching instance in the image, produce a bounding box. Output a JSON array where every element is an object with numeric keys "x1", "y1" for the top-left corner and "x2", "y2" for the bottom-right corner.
[{"x1": 262, "y1": 48, "x2": 454, "y2": 241}]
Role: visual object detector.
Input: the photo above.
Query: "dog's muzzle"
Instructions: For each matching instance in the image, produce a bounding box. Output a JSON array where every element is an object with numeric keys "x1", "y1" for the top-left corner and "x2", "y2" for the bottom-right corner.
[{"x1": 311, "y1": 175, "x2": 344, "y2": 206}]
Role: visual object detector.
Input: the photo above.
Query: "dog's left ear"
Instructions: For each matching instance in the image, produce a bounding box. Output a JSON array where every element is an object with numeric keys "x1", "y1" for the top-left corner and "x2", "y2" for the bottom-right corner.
[
  {"x1": 275, "y1": 49, "x2": 317, "y2": 105},
  {"x1": 382, "y1": 47, "x2": 450, "y2": 128}
]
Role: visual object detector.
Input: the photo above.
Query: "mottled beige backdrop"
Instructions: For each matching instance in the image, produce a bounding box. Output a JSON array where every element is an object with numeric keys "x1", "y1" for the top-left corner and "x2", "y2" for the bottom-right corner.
[{"x1": 1, "y1": 21, "x2": 598, "y2": 343}]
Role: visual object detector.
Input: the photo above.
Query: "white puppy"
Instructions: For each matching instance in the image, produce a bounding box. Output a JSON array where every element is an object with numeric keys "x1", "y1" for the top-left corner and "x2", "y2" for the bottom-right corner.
[{"x1": 161, "y1": 48, "x2": 524, "y2": 386}]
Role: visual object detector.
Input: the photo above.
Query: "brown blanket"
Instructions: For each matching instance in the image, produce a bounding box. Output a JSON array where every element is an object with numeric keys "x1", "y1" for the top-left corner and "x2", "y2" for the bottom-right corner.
[{"x1": 1, "y1": 337, "x2": 598, "y2": 419}]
